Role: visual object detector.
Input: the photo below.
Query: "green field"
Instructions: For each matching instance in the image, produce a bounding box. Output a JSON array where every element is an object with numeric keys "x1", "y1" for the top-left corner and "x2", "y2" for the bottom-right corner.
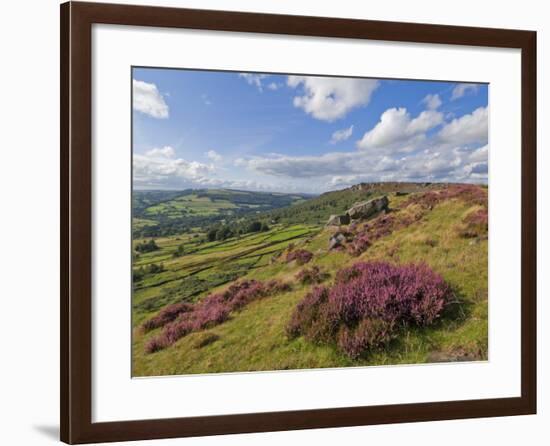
[
  {"x1": 132, "y1": 188, "x2": 311, "y2": 238},
  {"x1": 131, "y1": 183, "x2": 488, "y2": 376}
]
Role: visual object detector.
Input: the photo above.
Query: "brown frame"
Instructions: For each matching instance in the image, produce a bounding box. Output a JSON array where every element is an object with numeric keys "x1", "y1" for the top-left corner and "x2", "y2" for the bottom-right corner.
[{"x1": 60, "y1": 1, "x2": 537, "y2": 443}]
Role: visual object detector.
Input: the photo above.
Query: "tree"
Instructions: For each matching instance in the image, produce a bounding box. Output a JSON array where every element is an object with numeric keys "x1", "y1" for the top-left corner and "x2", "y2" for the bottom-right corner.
[
  {"x1": 173, "y1": 244, "x2": 185, "y2": 258},
  {"x1": 247, "y1": 221, "x2": 262, "y2": 233},
  {"x1": 132, "y1": 267, "x2": 145, "y2": 282},
  {"x1": 207, "y1": 228, "x2": 218, "y2": 242},
  {"x1": 216, "y1": 226, "x2": 233, "y2": 240},
  {"x1": 147, "y1": 263, "x2": 164, "y2": 274},
  {"x1": 135, "y1": 239, "x2": 159, "y2": 253}
]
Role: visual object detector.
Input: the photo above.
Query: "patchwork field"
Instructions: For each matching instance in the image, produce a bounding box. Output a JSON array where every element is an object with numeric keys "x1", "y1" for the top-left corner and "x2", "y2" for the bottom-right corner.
[
  {"x1": 132, "y1": 183, "x2": 488, "y2": 376},
  {"x1": 132, "y1": 188, "x2": 310, "y2": 238}
]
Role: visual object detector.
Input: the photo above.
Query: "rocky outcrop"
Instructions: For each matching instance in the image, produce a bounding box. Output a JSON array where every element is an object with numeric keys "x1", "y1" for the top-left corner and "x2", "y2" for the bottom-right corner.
[
  {"x1": 347, "y1": 196, "x2": 389, "y2": 221},
  {"x1": 328, "y1": 232, "x2": 348, "y2": 250},
  {"x1": 326, "y1": 214, "x2": 351, "y2": 226}
]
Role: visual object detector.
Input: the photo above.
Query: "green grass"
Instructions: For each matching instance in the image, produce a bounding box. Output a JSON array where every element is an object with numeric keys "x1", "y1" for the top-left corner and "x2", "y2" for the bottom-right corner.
[{"x1": 132, "y1": 187, "x2": 488, "y2": 376}]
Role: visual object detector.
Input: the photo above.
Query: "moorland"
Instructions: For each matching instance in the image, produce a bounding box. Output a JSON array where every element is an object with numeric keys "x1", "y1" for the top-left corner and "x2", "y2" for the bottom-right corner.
[{"x1": 132, "y1": 182, "x2": 488, "y2": 376}]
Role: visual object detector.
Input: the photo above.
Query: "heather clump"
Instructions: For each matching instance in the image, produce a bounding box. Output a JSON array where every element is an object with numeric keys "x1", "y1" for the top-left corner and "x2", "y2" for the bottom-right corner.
[
  {"x1": 346, "y1": 213, "x2": 408, "y2": 256},
  {"x1": 346, "y1": 233, "x2": 371, "y2": 257},
  {"x1": 285, "y1": 249, "x2": 313, "y2": 265},
  {"x1": 295, "y1": 266, "x2": 329, "y2": 285},
  {"x1": 145, "y1": 279, "x2": 291, "y2": 353},
  {"x1": 401, "y1": 184, "x2": 487, "y2": 210},
  {"x1": 287, "y1": 261, "x2": 452, "y2": 359},
  {"x1": 460, "y1": 208, "x2": 488, "y2": 238},
  {"x1": 141, "y1": 301, "x2": 193, "y2": 332},
  {"x1": 345, "y1": 185, "x2": 487, "y2": 257}
]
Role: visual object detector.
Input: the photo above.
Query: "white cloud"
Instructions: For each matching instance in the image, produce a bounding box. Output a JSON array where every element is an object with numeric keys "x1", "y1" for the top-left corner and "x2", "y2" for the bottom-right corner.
[
  {"x1": 233, "y1": 103, "x2": 487, "y2": 189},
  {"x1": 287, "y1": 76, "x2": 379, "y2": 122},
  {"x1": 134, "y1": 146, "x2": 214, "y2": 188},
  {"x1": 238, "y1": 141, "x2": 488, "y2": 188},
  {"x1": 243, "y1": 152, "x2": 355, "y2": 178},
  {"x1": 357, "y1": 107, "x2": 443, "y2": 151},
  {"x1": 422, "y1": 94, "x2": 442, "y2": 110},
  {"x1": 132, "y1": 79, "x2": 169, "y2": 119},
  {"x1": 451, "y1": 83, "x2": 479, "y2": 100},
  {"x1": 205, "y1": 150, "x2": 222, "y2": 162},
  {"x1": 330, "y1": 125, "x2": 354, "y2": 144},
  {"x1": 267, "y1": 82, "x2": 280, "y2": 91},
  {"x1": 133, "y1": 104, "x2": 488, "y2": 192},
  {"x1": 438, "y1": 106, "x2": 488, "y2": 145},
  {"x1": 239, "y1": 73, "x2": 269, "y2": 92},
  {"x1": 145, "y1": 146, "x2": 175, "y2": 158}
]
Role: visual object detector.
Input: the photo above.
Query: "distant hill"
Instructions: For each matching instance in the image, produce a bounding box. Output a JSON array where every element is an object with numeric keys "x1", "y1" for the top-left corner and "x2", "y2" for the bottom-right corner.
[
  {"x1": 255, "y1": 182, "x2": 449, "y2": 226},
  {"x1": 132, "y1": 188, "x2": 311, "y2": 237}
]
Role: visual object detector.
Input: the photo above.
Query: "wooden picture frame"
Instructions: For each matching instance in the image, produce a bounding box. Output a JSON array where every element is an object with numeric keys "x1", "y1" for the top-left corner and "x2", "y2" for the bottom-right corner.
[{"x1": 60, "y1": 1, "x2": 536, "y2": 443}]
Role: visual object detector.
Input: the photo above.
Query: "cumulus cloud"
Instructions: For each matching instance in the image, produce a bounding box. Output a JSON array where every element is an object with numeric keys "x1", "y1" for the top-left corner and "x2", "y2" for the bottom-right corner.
[
  {"x1": 267, "y1": 82, "x2": 280, "y2": 91},
  {"x1": 287, "y1": 76, "x2": 379, "y2": 122},
  {"x1": 145, "y1": 146, "x2": 175, "y2": 158},
  {"x1": 238, "y1": 141, "x2": 488, "y2": 189},
  {"x1": 134, "y1": 104, "x2": 488, "y2": 192},
  {"x1": 236, "y1": 103, "x2": 488, "y2": 190},
  {"x1": 239, "y1": 73, "x2": 269, "y2": 92},
  {"x1": 205, "y1": 150, "x2": 222, "y2": 162},
  {"x1": 438, "y1": 106, "x2": 488, "y2": 145},
  {"x1": 330, "y1": 125, "x2": 354, "y2": 144},
  {"x1": 357, "y1": 107, "x2": 443, "y2": 151},
  {"x1": 422, "y1": 94, "x2": 442, "y2": 110},
  {"x1": 133, "y1": 146, "x2": 213, "y2": 188},
  {"x1": 451, "y1": 83, "x2": 479, "y2": 100},
  {"x1": 133, "y1": 79, "x2": 169, "y2": 119}
]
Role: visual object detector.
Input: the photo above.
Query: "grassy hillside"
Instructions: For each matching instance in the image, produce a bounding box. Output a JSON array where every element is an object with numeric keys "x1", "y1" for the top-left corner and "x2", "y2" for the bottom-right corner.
[
  {"x1": 132, "y1": 188, "x2": 310, "y2": 237},
  {"x1": 132, "y1": 183, "x2": 488, "y2": 376}
]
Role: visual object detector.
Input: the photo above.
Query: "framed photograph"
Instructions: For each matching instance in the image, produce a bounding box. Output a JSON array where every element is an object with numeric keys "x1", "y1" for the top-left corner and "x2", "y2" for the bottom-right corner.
[{"x1": 61, "y1": 1, "x2": 536, "y2": 443}]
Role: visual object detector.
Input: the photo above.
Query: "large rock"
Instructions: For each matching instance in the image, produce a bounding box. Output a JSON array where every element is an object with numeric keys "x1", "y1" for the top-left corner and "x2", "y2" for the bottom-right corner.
[
  {"x1": 328, "y1": 232, "x2": 348, "y2": 250},
  {"x1": 326, "y1": 214, "x2": 351, "y2": 226},
  {"x1": 347, "y1": 196, "x2": 389, "y2": 221}
]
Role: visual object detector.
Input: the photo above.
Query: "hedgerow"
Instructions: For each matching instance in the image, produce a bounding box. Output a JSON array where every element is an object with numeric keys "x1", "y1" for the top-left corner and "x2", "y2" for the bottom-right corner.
[{"x1": 287, "y1": 261, "x2": 451, "y2": 359}]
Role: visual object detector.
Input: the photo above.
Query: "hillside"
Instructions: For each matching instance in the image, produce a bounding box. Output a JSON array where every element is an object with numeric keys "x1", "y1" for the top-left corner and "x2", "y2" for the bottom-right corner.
[
  {"x1": 257, "y1": 182, "x2": 447, "y2": 226},
  {"x1": 132, "y1": 182, "x2": 488, "y2": 376},
  {"x1": 132, "y1": 188, "x2": 311, "y2": 237}
]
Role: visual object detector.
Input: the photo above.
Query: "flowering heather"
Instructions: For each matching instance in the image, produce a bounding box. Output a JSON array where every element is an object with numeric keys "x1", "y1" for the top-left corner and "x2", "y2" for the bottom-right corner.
[
  {"x1": 346, "y1": 233, "x2": 371, "y2": 257},
  {"x1": 345, "y1": 185, "x2": 487, "y2": 257},
  {"x1": 337, "y1": 319, "x2": 395, "y2": 359},
  {"x1": 145, "y1": 279, "x2": 291, "y2": 353},
  {"x1": 141, "y1": 301, "x2": 193, "y2": 332},
  {"x1": 287, "y1": 261, "x2": 451, "y2": 359},
  {"x1": 460, "y1": 208, "x2": 488, "y2": 238},
  {"x1": 346, "y1": 213, "x2": 416, "y2": 256},
  {"x1": 401, "y1": 184, "x2": 487, "y2": 210},
  {"x1": 285, "y1": 249, "x2": 313, "y2": 265},
  {"x1": 295, "y1": 266, "x2": 329, "y2": 285}
]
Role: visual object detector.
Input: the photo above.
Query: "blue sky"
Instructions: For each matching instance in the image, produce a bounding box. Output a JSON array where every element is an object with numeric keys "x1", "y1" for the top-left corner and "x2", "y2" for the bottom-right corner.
[{"x1": 133, "y1": 67, "x2": 488, "y2": 193}]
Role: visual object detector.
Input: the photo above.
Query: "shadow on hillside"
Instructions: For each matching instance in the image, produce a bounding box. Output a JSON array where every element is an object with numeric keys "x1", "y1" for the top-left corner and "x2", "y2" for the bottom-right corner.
[{"x1": 439, "y1": 285, "x2": 474, "y2": 329}]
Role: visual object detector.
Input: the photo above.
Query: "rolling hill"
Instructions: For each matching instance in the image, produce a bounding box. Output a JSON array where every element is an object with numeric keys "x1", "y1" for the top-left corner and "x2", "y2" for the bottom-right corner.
[
  {"x1": 132, "y1": 182, "x2": 488, "y2": 376},
  {"x1": 132, "y1": 188, "x2": 311, "y2": 237}
]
